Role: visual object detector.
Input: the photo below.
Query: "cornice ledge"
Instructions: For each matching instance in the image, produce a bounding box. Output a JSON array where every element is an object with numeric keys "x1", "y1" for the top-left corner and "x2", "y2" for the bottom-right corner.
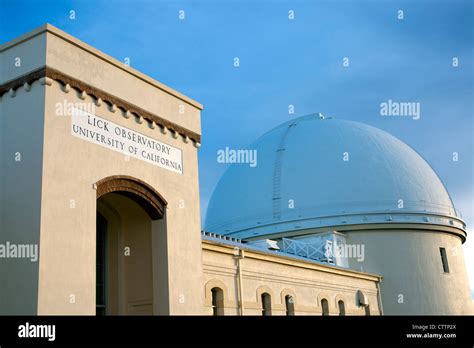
[{"x1": 0, "y1": 66, "x2": 201, "y2": 144}]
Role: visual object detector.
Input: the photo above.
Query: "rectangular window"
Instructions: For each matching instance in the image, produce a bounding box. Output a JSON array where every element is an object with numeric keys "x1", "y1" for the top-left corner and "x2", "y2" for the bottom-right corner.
[{"x1": 440, "y1": 247, "x2": 450, "y2": 273}]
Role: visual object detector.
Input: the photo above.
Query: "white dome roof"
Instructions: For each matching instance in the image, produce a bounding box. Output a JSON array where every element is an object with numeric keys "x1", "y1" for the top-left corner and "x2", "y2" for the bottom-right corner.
[{"x1": 205, "y1": 114, "x2": 465, "y2": 239}]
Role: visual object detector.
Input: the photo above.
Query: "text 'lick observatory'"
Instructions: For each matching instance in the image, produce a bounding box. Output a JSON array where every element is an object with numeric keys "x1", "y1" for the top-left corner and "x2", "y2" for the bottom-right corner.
[{"x1": 1, "y1": 24, "x2": 472, "y2": 316}]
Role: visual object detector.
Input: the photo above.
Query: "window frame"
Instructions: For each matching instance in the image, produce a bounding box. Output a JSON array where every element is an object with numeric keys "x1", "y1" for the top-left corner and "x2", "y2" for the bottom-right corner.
[
  {"x1": 321, "y1": 298, "x2": 329, "y2": 316},
  {"x1": 338, "y1": 299, "x2": 345, "y2": 316},
  {"x1": 261, "y1": 292, "x2": 272, "y2": 316},
  {"x1": 211, "y1": 287, "x2": 225, "y2": 316},
  {"x1": 285, "y1": 295, "x2": 295, "y2": 316},
  {"x1": 439, "y1": 247, "x2": 450, "y2": 274}
]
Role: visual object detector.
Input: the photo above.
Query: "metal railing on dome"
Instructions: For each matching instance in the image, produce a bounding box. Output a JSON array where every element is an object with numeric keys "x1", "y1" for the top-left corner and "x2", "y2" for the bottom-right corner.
[
  {"x1": 201, "y1": 231, "x2": 341, "y2": 266},
  {"x1": 281, "y1": 238, "x2": 334, "y2": 264}
]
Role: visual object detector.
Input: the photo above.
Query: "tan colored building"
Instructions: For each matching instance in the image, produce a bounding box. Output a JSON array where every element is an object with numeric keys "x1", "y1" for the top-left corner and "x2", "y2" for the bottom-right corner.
[
  {"x1": 1, "y1": 25, "x2": 470, "y2": 316},
  {"x1": 1, "y1": 24, "x2": 203, "y2": 315},
  {"x1": 201, "y1": 238, "x2": 381, "y2": 315}
]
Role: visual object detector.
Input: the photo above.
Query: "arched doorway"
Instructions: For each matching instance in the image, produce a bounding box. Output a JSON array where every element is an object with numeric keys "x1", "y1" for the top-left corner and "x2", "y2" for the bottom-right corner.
[{"x1": 95, "y1": 176, "x2": 166, "y2": 315}]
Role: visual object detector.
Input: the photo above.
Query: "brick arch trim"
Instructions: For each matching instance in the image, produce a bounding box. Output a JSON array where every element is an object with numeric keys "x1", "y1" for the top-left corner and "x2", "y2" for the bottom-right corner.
[{"x1": 96, "y1": 175, "x2": 167, "y2": 220}]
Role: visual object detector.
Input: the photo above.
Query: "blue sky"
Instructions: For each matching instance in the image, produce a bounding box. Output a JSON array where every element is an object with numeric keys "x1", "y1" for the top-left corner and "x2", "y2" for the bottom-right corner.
[{"x1": 1, "y1": 0, "x2": 473, "y2": 294}]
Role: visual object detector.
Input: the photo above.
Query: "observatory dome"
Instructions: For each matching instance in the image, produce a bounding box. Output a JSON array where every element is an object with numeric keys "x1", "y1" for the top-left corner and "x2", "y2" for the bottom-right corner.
[{"x1": 205, "y1": 114, "x2": 465, "y2": 240}]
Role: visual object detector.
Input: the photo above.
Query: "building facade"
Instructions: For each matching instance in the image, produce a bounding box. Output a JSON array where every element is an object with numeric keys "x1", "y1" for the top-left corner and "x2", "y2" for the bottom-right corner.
[
  {"x1": 1, "y1": 24, "x2": 204, "y2": 315},
  {"x1": 0, "y1": 25, "x2": 471, "y2": 316}
]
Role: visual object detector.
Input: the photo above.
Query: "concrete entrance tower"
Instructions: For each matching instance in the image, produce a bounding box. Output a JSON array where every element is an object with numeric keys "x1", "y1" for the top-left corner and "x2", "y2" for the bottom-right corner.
[{"x1": 0, "y1": 24, "x2": 204, "y2": 315}]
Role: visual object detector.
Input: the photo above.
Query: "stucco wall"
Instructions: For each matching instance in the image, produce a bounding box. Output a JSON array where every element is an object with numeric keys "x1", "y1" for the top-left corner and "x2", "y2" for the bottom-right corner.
[
  {"x1": 0, "y1": 31, "x2": 47, "y2": 83},
  {"x1": 202, "y1": 240, "x2": 381, "y2": 316},
  {"x1": 346, "y1": 229, "x2": 473, "y2": 315},
  {"x1": 0, "y1": 80, "x2": 45, "y2": 314}
]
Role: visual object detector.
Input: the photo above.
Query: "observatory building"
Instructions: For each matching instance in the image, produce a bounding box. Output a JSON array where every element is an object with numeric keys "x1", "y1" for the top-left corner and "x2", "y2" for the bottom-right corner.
[
  {"x1": 0, "y1": 25, "x2": 472, "y2": 316},
  {"x1": 205, "y1": 114, "x2": 472, "y2": 315}
]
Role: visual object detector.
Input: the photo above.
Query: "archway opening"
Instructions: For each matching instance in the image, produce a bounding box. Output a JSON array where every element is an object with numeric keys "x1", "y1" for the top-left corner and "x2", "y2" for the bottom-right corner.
[{"x1": 95, "y1": 176, "x2": 166, "y2": 315}]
